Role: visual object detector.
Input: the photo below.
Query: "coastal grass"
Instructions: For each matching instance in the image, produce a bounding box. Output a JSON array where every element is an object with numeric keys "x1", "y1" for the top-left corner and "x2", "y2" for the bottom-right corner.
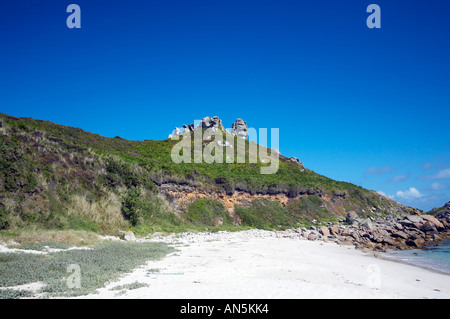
[
  {"x1": 0, "y1": 289, "x2": 33, "y2": 299},
  {"x1": 0, "y1": 241, "x2": 174, "y2": 298},
  {"x1": 0, "y1": 228, "x2": 100, "y2": 247},
  {"x1": 110, "y1": 281, "x2": 149, "y2": 291}
]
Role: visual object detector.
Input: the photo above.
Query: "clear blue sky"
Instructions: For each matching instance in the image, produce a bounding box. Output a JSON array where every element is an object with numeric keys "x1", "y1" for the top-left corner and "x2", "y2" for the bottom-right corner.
[{"x1": 1, "y1": 0, "x2": 449, "y2": 211}]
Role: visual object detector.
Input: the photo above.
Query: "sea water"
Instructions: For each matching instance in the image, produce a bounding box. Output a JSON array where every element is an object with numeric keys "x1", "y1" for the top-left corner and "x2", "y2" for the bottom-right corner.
[{"x1": 385, "y1": 239, "x2": 450, "y2": 275}]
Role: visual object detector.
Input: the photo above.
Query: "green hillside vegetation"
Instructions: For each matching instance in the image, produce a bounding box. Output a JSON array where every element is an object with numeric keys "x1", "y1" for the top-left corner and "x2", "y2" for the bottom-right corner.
[
  {"x1": 187, "y1": 198, "x2": 234, "y2": 227},
  {"x1": 427, "y1": 202, "x2": 450, "y2": 217},
  {"x1": 0, "y1": 113, "x2": 413, "y2": 238}
]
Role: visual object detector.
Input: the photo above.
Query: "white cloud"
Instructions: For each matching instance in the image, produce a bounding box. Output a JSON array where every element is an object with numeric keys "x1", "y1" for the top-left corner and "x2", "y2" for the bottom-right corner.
[
  {"x1": 395, "y1": 187, "x2": 422, "y2": 200},
  {"x1": 422, "y1": 168, "x2": 450, "y2": 180},
  {"x1": 389, "y1": 174, "x2": 409, "y2": 182},
  {"x1": 431, "y1": 182, "x2": 447, "y2": 191},
  {"x1": 377, "y1": 190, "x2": 395, "y2": 199},
  {"x1": 434, "y1": 168, "x2": 450, "y2": 179},
  {"x1": 366, "y1": 166, "x2": 395, "y2": 176},
  {"x1": 377, "y1": 190, "x2": 387, "y2": 197}
]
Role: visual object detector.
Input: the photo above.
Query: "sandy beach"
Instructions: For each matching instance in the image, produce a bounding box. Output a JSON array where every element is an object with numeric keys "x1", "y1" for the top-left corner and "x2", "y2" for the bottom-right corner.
[{"x1": 80, "y1": 234, "x2": 450, "y2": 299}]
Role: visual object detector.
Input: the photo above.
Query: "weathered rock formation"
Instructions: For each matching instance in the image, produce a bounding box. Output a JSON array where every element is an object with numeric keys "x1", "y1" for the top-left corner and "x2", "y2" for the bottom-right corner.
[
  {"x1": 180, "y1": 124, "x2": 195, "y2": 134},
  {"x1": 170, "y1": 116, "x2": 250, "y2": 139},
  {"x1": 288, "y1": 157, "x2": 303, "y2": 166},
  {"x1": 201, "y1": 116, "x2": 222, "y2": 129},
  {"x1": 301, "y1": 211, "x2": 450, "y2": 252},
  {"x1": 231, "y1": 118, "x2": 248, "y2": 139}
]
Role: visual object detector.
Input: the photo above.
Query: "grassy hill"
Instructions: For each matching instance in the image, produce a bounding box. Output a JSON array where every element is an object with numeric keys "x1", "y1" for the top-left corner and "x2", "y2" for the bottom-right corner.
[
  {"x1": 0, "y1": 113, "x2": 415, "y2": 236},
  {"x1": 427, "y1": 201, "x2": 450, "y2": 217}
]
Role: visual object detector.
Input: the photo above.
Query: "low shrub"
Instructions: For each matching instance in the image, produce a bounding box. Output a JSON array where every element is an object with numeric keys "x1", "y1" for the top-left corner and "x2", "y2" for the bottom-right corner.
[
  {"x1": 121, "y1": 187, "x2": 145, "y2": 226},
  {"x1": 187, "y1": 198, "x2": 233, "y2": 227},
  {"x1": 235, "y1": 198, "x2": 298, "y2": 230},
  {"x1": 286, "y1": 195, "x2": 329, "y2": 220}
]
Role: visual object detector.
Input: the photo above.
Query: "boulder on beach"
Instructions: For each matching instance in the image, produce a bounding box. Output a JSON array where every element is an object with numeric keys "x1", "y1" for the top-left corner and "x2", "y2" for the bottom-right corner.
[
  {"x1": 120, "y1": 230, "x2": 136, "y2": 241},
  {"x1": 319, "y1": 226, "x2": 330, "y2": 237},
  {"x1": 359, "y1": 218, "x2": 374, "y2": 230},
  {"x1": 421, "y1": 215, "x2": 444, "y2": 230},
  {"x1": 346, "y1": 211, "x2": 358, "y2": 224}
]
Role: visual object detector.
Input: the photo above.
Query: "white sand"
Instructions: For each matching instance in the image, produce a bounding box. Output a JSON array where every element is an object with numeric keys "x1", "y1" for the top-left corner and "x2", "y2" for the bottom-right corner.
[{"x1": 79, "y1": 236, "x2": 450, "y2": 299}]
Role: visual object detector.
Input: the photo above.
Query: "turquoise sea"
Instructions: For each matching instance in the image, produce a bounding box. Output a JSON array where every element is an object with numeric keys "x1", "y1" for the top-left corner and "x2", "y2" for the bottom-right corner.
[{"x1": 385, "y1": 239, "x2": 450, "y2": 275}]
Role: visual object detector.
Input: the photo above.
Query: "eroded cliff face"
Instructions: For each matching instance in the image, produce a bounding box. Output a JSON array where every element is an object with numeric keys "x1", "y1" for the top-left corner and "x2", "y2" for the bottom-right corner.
[
  {"x1": 161, "y1": 184, "x2": 288, "y2": 213},
  {"x1": 158, "y1": 182, "x2": 419, "y2": 226},
  {"x1": 157, "y1": 183, "x2": 450, "y2": 251},
  {"x1": 158, "y1": 183, "x2": 364, "y2": 222}
]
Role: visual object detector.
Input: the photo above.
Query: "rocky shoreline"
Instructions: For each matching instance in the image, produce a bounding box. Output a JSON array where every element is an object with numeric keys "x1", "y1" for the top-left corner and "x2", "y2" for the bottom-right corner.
[
  {"x1": 304, "y1": 210, "x2": 450, "y2": 251},
  {"x1": 144, "y1": 206, "x2": 450, "y2": 252}
]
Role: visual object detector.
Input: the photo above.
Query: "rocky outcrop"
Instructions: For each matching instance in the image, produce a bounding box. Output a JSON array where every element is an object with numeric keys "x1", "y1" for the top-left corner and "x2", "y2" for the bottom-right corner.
[
  {"x1": 173, "y1": 127, "x2": 181, "y2": 136},
  {"x1": 169, "y1": 116, "x2": 250, "y2": 140},
  {"x1": 346, "y1": 211, "x2": 358, "y2": 224},
  {"x1": 231, "y1": 118, "x2": 248, "y2": 139},
  {"x1": 182, "y1": 124, "x2": 194, "y2": 134},
  {"x1": 201, "y1": 116, "x2": 222, "y2": 129},
  {"x1": 170, "y1": 116, "x2": 228, "y2": 137},
  {"x1": 301, "y1": 211, "x2": 450, "y2": 252},
  {"x1": 434, "y1": 201, "x2": 450, "y2": 219},
  {"x1": 288, "y1": 157, "x2": 303, "y2": 166}
]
